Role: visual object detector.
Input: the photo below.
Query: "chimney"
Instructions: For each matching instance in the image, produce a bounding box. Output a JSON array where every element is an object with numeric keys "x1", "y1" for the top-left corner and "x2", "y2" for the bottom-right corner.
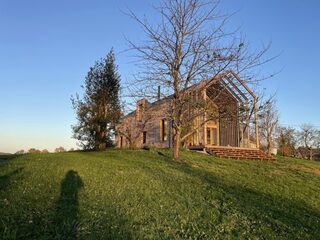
[{"x1": 157, "y1": 86, "x2": 161, "y2": 101}]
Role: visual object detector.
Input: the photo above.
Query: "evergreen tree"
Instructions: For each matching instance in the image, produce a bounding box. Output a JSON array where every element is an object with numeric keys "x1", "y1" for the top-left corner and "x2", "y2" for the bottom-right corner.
[{"x1": 72, "y1": 49, "x2": 121, "y2": 150}]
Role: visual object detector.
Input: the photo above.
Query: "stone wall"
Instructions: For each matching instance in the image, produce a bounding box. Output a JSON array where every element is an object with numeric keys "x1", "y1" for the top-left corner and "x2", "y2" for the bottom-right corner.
[{"x1": 116, "y1": 99, "x2": 171, "y2": 148}]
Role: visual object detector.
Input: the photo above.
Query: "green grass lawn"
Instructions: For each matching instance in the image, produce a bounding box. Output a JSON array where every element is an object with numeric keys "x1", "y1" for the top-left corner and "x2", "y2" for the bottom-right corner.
[{"x1": 0, "y1": 149, "x2": 320, "y2": 239}]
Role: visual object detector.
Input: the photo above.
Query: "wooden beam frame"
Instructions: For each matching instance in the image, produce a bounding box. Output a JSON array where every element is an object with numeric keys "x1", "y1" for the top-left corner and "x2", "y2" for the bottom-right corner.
[{"x1": 224, "y1": 70, "x2": 260, "y2": 149}]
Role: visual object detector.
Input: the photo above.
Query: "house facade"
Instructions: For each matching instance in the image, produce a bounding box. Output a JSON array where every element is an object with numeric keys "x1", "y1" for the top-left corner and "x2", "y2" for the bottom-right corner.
[{"x1": 116, "y1": 71, "x2": 259, "y2": 150}]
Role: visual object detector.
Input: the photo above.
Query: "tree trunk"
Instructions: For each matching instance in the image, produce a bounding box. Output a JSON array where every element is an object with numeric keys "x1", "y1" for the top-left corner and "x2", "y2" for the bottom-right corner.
[
  {"x1": 267, "y1": 133, "x2": 272, "y2": 155},
  {"x1": 95, "y1": 138, "x2": 100, "y2": 151},
  {"x1": 309, "y1": 149, "x2": 313, "y2": 160},
  {"x1": 99, "y1": 129, "x2": 106, "y2": 151},
  {"x1": 254, "y1": 97, "x2": 260, "y2": 149},
  {"x1": 173, "y1": 130, "x2": 181, "y2": 160}
]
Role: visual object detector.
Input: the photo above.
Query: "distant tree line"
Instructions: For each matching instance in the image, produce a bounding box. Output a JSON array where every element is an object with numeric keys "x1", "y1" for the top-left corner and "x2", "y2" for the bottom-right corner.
[
  {"x1": 254, "y1": 97, "x2": 320, "y2": 160},
  {"x1": 257, "y1": 99, "x2": 320, "y2": 160},
  {"x1": 276, "y1": 124, "x2": 320, "y2": 160},
  {"x1": 15, "y1": 147, "x2": 75, "y2": 154}
]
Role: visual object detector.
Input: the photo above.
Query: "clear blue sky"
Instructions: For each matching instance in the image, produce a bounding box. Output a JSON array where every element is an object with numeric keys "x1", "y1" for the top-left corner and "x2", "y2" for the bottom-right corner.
[{"x1": 1, "y1": 0, "x2": 319, "y2": 153}]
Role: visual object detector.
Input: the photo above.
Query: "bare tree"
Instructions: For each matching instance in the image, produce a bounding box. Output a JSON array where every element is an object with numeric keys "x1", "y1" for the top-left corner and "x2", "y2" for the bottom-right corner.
[
  {"x1": 316, "y1": 131, "x2": 320, "y2": 149},
  {"x1": 298, "y1": 124, "x2": 318, "y2": 160},
  {"x1": 126, "y1": 0, "x2": 273, "y2": 160},
  {"x1": 259, "y1": 97, "x2": 279, "y2": 154}
]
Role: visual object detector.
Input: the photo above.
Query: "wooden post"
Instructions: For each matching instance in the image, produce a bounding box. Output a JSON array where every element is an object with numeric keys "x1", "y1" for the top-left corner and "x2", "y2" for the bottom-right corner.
[
  {"x1": 254, "y1": 97, "x2": 260, "y2": 149},
  {"x1": 246, "y1": 104, "x2": 250, "y2": 148},
  {"x1": 203, "y1": 90, "x2": 207, "y2": 146},
  {"x1": 240, "y1": 123, "x2": 244, "y2": 148}
]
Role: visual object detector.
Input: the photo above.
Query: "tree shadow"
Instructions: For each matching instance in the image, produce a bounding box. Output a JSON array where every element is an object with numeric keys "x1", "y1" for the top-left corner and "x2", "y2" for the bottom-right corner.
[
  {"x1": 169, "y1": 160, "x2": 320, "y2": 238},
  {"x1": 54, "y1": 170, "x2": 83, "y2": 239},
  {"x1": 0, "y1": 154, "x2": 21, "y2": 164},
  {"x1": 0, "y1": 167, "x2": 23, "y2": 191}
]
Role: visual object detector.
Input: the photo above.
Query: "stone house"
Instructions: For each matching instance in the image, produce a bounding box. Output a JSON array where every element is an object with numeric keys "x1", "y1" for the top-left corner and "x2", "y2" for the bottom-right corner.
[{"x1": 116, "y1": 70, "x2": 259, "y2": 150}]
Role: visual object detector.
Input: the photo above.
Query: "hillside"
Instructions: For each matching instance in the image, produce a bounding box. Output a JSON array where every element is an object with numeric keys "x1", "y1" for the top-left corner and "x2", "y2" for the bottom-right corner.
[
  {"x1": 0, "y1": 150, "x2": 320, "y2": 239},
  {"x1": 0, "y1": 152, "x2": 11, "y2": 155}
]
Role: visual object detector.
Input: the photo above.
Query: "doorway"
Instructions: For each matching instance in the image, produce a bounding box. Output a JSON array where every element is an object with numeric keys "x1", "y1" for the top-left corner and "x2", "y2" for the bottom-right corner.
[{"x1": 206, "y1": 127, "x2": 218, "y2": 145}]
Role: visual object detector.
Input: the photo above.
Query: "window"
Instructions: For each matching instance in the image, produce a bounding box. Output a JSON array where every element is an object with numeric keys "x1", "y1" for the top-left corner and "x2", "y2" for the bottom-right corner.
[
  {"x1": 160, "y1": 119, "x2": 168, "y2": 141},
  {"x1": 142, "y1": 131, "x2": 147, "y2": 144},
  {"x1": 212, "y1": 128, "x2": 217, "y2": 145}
]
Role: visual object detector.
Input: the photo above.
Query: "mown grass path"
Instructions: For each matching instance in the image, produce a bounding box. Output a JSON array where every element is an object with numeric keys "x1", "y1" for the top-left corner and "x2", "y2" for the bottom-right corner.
[{"x1": 0, "y1": 150, "x2": 320, "y2": 239}]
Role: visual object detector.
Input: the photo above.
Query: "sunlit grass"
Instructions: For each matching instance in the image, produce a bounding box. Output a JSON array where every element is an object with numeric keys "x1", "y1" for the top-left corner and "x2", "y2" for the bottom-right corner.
[{"x1": 0, "y1": 149, "x2": 320, "y2": 239}]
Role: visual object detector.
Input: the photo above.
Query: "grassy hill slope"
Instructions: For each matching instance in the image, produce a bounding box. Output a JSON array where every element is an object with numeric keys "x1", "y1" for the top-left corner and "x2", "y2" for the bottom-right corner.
[
  {"x1": 0, "y1": 152, "x2": 11, "y2": 155},
  {"x1": 0, "y1": 150, "x2": 320, "y2": 239}
]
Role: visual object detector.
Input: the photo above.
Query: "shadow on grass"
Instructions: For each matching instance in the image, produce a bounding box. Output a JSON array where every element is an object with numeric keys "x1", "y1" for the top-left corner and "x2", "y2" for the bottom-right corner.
[
  {"x1": 0, "y1": 167, "x2": 23, "y2": 191},
  {"x1": 0, "y1": 154, "x2": 21, "y2": 164},
  {"x1": 132, "y1": 150, "x2": 320, "y2": 236},
  {"x1": 170, "y1": 160, "x2": 320, "y2": 238},
  {"x1": 54, "y1": 170, "x2": 83, "y2": 239},
  {"x1": 52, "y1": 170, "x2": 135, "y2": 239}
]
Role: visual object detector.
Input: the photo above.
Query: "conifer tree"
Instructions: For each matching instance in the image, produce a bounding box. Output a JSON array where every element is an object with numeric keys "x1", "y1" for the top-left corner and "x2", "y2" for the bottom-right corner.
[{"x1": 72, "y1": 49, "x2": 121, "y2": 150}]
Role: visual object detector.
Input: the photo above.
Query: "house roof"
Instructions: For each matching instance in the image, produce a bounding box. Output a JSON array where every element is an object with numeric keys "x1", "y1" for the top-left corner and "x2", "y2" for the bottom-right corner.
[{"x1": 122, "y1": 70, "x2": 255, "y2": 119}]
